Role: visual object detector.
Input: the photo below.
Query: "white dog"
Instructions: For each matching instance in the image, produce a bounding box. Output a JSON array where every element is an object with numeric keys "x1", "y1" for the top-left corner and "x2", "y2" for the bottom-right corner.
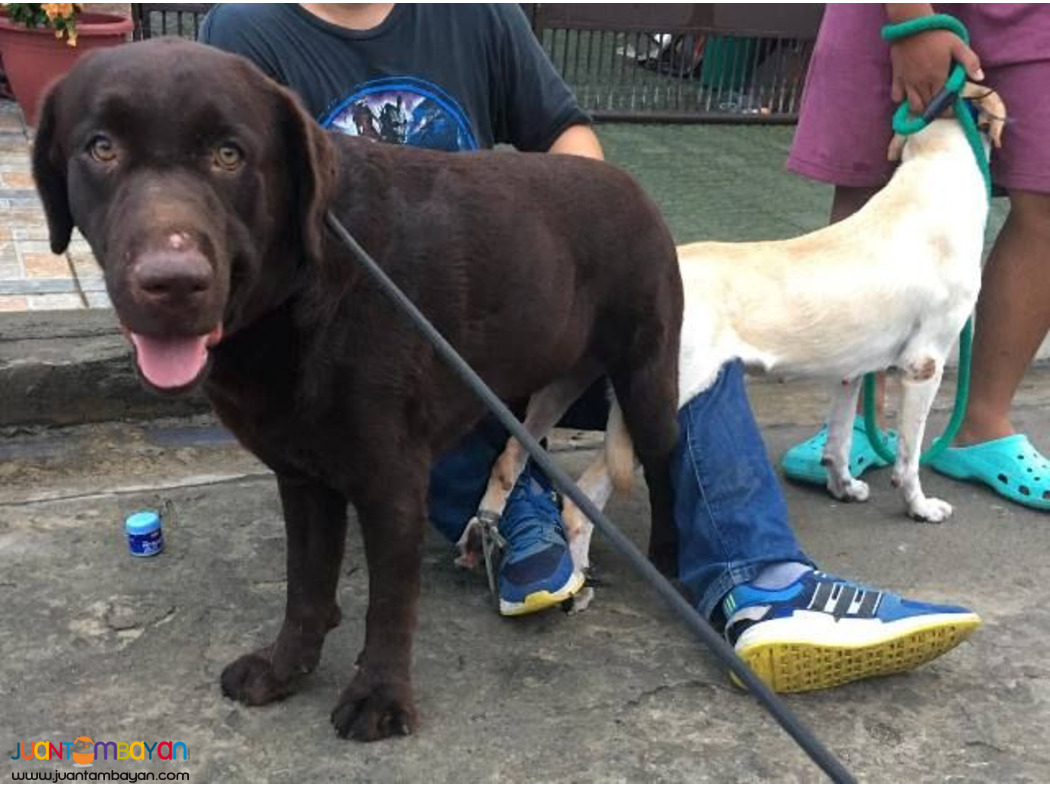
[{"x1": 464, "y1": 83, "x2": 1005, "y2": 580}]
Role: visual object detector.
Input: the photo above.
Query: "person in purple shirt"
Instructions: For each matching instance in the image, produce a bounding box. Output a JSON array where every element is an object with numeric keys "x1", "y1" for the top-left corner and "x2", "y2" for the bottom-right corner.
[{"x1": 784, "y1": 4, "x2": 1050, "y2": 515}]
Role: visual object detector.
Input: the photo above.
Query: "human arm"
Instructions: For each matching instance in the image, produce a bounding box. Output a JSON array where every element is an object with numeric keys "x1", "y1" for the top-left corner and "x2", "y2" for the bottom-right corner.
[
  {"x1": 548, "y1": 123, "x2": 604, "y2": 161},
  {"x1": 487, "y1": 5, "x2": 601, "y2": 158},
  {"x1": 884, "y1": 3, "x2": 983, "y2": 113}
]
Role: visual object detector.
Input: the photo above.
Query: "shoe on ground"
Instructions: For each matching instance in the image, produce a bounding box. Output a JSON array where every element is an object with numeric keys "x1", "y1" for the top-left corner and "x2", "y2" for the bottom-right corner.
[
  {"x1": 722, "y1": 569, "x2": 980, "y2": 692},
  {"x1": 497, "y1": 466, "x2": 585, "y2": 616},
  {"x1": 930, "y1": 433, "x2": 1050, "y2": 512},
  {"x1": 781, "y1": 415, "x2": 897, "y2": 485}
]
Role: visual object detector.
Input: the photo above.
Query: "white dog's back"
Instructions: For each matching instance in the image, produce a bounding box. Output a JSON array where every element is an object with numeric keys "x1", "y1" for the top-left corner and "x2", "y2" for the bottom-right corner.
[{"x1": 677, "y1": 120, "x2": 988, "y2": 404}]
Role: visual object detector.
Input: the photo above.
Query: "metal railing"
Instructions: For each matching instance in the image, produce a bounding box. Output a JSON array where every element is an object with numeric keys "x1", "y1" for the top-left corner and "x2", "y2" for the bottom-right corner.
[
  {"x1": 131, "y1": 3, "x2": 211, "y2": 41},
  {"x1": 531, "y1": 4, "x2": 824, "y2": 123},
  {"x1": 129, "y1": 3, "x2": 823, "y2": 123}
]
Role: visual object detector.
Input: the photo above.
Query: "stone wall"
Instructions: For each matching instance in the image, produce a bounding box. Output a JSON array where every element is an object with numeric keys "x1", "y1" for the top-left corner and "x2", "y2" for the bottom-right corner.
[{"x1": 83, "y1": 3, "x2": 132, "y2": 16}]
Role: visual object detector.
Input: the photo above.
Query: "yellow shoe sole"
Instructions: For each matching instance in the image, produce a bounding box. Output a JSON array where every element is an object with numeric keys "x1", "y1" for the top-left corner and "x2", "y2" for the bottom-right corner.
[
  {"x1": 733, "y1": 613, "x2": 981, "y2": 693},
  {"x1": 499, "y1": 571, "x2": 586, "y2": 617}
]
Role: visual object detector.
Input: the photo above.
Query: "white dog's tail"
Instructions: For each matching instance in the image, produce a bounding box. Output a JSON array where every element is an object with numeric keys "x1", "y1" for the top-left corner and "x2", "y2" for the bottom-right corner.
[{"x1": 605, "y1": 395, "x2": 635, "y2": 493}]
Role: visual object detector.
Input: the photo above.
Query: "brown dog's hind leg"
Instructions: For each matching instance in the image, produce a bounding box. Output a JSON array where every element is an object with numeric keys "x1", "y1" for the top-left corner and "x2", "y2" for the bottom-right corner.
[
  {"x1": 221, "y1": 475, "x2": 347, "y2": 706},
  {"x1": 610, "y1": 357, "x2": 680, "y2": 578},
  {"x1": 331, "y1": 459, "x2": 428, "y2": 741}
]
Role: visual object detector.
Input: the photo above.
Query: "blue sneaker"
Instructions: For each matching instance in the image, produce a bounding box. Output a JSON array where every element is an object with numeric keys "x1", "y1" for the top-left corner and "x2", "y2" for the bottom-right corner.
[
  {"x1": 722, "y1": 570, "x2": 980, "y2": 692},
  {"x1": 497, "y1": 466, "x2": 585, "y2": 617}
]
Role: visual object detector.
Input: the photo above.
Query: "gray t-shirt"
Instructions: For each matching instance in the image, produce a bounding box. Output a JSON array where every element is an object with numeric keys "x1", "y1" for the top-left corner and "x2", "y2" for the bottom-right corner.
[{"x1": 200, "y1": 3, "x2": 590, "y2": 152}]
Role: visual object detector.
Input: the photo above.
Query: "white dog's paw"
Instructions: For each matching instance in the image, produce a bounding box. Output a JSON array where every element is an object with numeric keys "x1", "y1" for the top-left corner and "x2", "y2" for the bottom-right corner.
[
  {"x1": 827, "y1": 477, "x2": 870, "y2": 503},
  {"x1": 908, "y1": 497, "x2": 953, "y2": 523},
  {"x1": 564, "y1": 586, "x2": 595, "y2": 615},
  {"x1": 453, "y1": 517, "x2": 485, "y2": 570}
]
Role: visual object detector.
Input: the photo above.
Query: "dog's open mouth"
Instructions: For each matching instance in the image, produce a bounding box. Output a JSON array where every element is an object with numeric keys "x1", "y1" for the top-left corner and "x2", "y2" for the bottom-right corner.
[{"x1": 126, "y1": 325, "x2": 224, "y2": 391}]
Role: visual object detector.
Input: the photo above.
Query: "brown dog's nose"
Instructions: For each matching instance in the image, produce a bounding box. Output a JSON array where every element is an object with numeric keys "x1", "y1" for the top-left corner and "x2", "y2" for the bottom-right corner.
[{"x1": 131, "y1": 250, "x2": 214, "y2": 307}]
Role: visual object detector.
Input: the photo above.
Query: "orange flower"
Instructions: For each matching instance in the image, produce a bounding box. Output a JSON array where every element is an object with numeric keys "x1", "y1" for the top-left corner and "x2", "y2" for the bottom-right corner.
[
  {"x1": 7, "y1": 2, "x2": 81, "y2": 44},
  {"x1": 41, "y1": 3, "x2": 74, "y2": 21}
]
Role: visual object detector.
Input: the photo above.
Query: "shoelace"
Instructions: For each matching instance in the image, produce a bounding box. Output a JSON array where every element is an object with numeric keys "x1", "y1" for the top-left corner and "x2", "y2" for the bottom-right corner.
[{"x1": 499, "y1": 478, "x2": 565, "y2": 556}]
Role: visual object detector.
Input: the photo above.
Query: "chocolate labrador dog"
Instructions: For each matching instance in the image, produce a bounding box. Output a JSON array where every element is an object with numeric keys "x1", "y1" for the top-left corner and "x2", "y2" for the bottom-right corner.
[{"x1": 32, "y1": 39, "x2": 683, "y2": 740}]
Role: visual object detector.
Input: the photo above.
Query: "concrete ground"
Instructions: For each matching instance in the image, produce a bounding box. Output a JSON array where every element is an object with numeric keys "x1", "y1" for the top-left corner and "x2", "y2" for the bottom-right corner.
[
  {"x1": 2, "y1": 369, "x2": 1048, "y2": 783},
  {"x1": 1, "y1": 119, "x2": 1049, "y2": 782}
]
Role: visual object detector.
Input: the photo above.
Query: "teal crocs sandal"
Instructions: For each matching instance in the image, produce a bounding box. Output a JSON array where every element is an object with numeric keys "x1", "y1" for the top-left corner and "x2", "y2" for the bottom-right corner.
[
  {"x1": 781, "y1": 415, "x2": 898, "y2": 486},
  {"x1": 929, "y1": 434, "x2": 1050, "y2": 512}
]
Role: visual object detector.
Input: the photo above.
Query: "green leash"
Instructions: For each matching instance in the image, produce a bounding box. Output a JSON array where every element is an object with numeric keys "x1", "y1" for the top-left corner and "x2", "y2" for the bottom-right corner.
[{"x1": 862, "y1": 13, "x2": 990, "y2": 465}]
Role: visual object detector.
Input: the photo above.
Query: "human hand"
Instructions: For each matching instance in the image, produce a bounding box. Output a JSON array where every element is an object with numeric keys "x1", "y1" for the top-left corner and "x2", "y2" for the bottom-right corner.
[{"x1": 890, "y1": 29, "x2": 984, "y2": 113}]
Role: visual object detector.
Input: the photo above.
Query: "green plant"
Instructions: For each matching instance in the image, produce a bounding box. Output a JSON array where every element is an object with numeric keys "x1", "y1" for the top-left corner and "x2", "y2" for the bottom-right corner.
[{"x1": 4, "y1": 3, "x2": 83, "y2": 46}]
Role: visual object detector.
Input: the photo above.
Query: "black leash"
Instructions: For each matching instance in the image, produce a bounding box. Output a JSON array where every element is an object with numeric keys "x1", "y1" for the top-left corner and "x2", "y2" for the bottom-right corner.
[{"x1": 326, "y1": 211, "x2": 858, "y2": 784}]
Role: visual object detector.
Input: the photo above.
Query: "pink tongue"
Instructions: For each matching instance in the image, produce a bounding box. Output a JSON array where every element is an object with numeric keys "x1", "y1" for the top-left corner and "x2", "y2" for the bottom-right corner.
[{"x1": 130, "y1": 333, "x2": 211, "y2": 389}]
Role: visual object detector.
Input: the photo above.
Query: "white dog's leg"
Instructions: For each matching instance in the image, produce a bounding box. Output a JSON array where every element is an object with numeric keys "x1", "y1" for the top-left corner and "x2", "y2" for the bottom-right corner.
[
  {"x1": 560, "y1": 454, "x2": 617, "y2": 614},
  {"x1": 561, "y1": 452, "x2": 616, "y2": 574},
  {"x1": 455, "y1": 364, "x2": 599, "y2": 568},
  {"x1": 823, "y1": 377, "x2": 869, "y2": 502},
  {"x1": 894, "y1": 355, "x2": 952, "y2": 522}
]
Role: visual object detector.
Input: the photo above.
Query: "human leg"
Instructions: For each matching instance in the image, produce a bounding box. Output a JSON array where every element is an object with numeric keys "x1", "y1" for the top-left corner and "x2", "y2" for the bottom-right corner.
[
  {"x1": 927, "y1": 58, "x2": 1050, "y2": 510},
  {"x1": 427, "y1": 415, "x2": 584, "y2": 614},
  {"x1": 930, "y1": 190, "x2": 1050, "y2": 509},
  {"x1": 673, "y1": 361, "x2": 813, "y2": 619},
  {"x1": 675, "y1": 361, "x2": 979, "y2": 690},
  {"x1": 959, "y1": 190, "x2": 1050, "y2": 444},
  {"x1": 427, "y1": 380, "x2": 612, "y2": 615},
  {"x1": 428, "y1": 415, "x2": 508, "y2": 545},
  {"x1": 494, "y1": 379, "x2": 611, "y2": 615}
]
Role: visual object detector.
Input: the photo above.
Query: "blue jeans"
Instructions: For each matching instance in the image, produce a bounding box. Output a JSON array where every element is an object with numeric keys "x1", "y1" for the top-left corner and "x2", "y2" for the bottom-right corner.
[
  {"x1": 428, "y1": 379, "x2": 609, "y2": 542},
  {"x1": 428, "y1": 361, "x2": 811, "y2": 618},
  {"x1": 428, "y1": 414, "x2": 507, "y2": 543},
  {"x1": 672, "y1": 361, "x2": 812, "y2": 619}
]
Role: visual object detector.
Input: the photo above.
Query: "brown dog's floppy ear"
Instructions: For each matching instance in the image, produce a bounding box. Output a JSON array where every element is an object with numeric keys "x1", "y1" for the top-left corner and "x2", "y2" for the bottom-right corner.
[
  {"x1": 276, "y1": 85, "x2": 336, "y2": 265},
  {"x1": 960, "y1": 81, "x2": 1007, "y2": 149},
  {"x1": 31, "y1": 82, "x2": 75, "y2": 254}
]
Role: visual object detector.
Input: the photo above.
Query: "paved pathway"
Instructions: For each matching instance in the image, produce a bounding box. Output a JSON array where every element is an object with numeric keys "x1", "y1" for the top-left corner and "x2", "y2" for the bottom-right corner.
[{"x1": 0, "y1": 102, "x2": 108, "y2": 313}]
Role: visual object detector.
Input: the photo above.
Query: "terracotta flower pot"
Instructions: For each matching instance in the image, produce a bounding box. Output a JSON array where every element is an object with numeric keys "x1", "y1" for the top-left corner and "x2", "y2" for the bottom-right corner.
[{"x1": 0, "y1": 11, "x2": 132, "y2": 127}]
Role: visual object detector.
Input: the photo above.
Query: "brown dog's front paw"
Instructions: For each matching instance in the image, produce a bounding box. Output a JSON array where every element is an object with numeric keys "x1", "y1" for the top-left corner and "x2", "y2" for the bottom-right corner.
[
  {"x1": 221, "y1": 652, "x2": 297, "y2": 706},
  {"x1": 330, "y1": 673, "x2": 417, "y2": 741}
]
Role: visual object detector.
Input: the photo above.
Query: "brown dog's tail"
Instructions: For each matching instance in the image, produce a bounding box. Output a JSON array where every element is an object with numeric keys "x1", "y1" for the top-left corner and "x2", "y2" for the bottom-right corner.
[{"x1": 605, "y1": 394, "x2": 635, "y2": 493}]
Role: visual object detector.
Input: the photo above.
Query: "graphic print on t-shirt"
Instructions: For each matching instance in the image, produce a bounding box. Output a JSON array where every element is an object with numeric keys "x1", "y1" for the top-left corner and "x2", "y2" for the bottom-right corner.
[{"x1": 320, "y1": 76, "x2": 479, "y2": 152}]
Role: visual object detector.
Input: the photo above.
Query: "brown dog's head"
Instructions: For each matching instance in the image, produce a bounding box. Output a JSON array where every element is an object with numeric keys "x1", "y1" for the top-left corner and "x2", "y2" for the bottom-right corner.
[
  {"x1": 887, "y1": 81, "x2": 1007, "y2": 162},
  {"x1": 32, "y1": 39, "x2": 336, "y2": 392}
]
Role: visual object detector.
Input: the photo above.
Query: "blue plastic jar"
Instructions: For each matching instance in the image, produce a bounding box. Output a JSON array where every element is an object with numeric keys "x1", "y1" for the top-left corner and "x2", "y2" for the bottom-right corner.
[{"x1": 125, "y1": 511, "x2": 164, "y2": 557}]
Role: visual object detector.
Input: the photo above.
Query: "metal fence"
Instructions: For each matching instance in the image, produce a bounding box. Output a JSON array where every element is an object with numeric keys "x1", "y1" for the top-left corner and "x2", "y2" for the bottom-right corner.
[
  {"x1": 531, "y1": 4, "x2": 823, "y2": 123},
  {"x1": 131, "y1": 3, "x2": 211, "y2": 41},
  {"x1": 130, "y1": 3, "x2": 823, "y2": 123}
]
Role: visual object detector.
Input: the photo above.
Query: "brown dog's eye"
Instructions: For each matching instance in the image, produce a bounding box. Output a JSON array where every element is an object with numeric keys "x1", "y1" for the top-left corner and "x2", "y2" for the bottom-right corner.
[
  {"x1": 88, "y1": 135, "x2": 117, "y2": 163},
  {"x1": 214, "y1": 142, "x2": 243, "y2": 171}
]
